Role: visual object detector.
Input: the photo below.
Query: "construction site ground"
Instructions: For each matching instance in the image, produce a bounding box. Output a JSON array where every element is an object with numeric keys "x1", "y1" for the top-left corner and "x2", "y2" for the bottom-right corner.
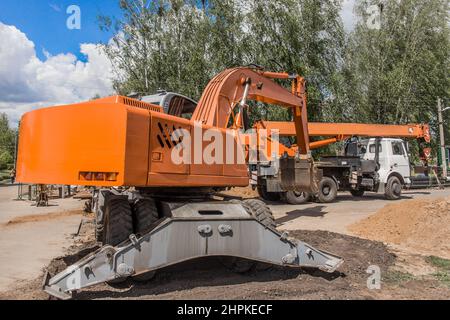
[{"x1": 0, "y1": 184, "x2": 450, "y2": 300}]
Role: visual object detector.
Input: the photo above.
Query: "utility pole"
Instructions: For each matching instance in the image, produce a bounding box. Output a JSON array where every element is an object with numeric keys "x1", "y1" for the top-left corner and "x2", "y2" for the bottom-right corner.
[{"x1": 438, "y1": 98, "x2": 448, "y2": 179}]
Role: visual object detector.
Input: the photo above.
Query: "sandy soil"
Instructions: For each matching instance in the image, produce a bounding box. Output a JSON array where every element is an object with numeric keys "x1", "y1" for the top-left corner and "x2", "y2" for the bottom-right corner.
[
  {"x1": 4, "y1": 210, "x2": 83, "y2": 226},
  {"x1": 0, "y1": 185, "x2": 87, "y2": 291},
  {"x1": 348, "y1": 197, "x2": 450, "y2": 259}
]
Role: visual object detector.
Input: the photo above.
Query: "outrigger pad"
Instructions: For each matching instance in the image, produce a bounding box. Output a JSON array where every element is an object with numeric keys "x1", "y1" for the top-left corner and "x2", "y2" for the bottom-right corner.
[{"x1": 44, "y1": 203, "x2": 343, "y2": 299}]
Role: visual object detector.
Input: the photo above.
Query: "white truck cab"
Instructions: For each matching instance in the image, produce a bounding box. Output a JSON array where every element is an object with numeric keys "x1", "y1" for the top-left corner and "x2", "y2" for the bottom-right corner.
[{"x1": 359, "y1": 138, "x2": 411, "y2": 195}]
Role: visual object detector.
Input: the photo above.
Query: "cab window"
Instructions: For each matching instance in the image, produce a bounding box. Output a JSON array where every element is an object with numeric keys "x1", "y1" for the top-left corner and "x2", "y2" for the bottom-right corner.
[
  {"x1": 391, "y1": 141, "x2": 404, "y2": 155},
  {"x1": 369, "y1": 144, "x2": 382, "y2": 153}
]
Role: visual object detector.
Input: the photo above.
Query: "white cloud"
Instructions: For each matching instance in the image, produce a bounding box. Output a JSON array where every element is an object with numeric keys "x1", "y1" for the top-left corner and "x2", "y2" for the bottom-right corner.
[
  {"x1": 341, "y1": 0, "x2": 356, "y2": 32},
  {"x1": 49, "y1": 3, "x2": 62, "y2": 12},
  {"x1": 0, "y1": 23, "x2": 114, "y2": 127}
]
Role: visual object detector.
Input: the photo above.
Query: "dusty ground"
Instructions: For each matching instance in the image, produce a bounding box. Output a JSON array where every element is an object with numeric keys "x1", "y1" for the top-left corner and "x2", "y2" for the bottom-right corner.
[
  {"x1": 1, "y1": 185, "x2": 450, "y2": 300},
  {"x1": 0, "y1": 185, "x2": 86, "y2": 290},
  {"x1": 349, "y1": 197, "x2": 450, "y2": 259}
]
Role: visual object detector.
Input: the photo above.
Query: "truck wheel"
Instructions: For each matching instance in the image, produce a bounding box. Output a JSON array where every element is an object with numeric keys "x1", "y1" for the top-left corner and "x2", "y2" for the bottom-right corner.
[
  {"x1": 242, "y1": 199, "x2": 276, "y2": 229},
  {"x1": 385, "y1": 176, "x2": 402, "y2": 200},
  {"x1": 103, "y1": 198, "x2": 134, "y2": 246},
  {"x1": 317, "y1": 177, "x2": 338, "y2": 203},
  {"x1": 284, "y1": 191, "x2": 310, "y2": 205},
  {"x1": 257, "y1": 184, "x2": 281, "y2": 202},
  {"x1": 133, "y1": 198, "x2": 159, "y2": 235},
  {"x1": 350, "y1": 190, "x2": 365, "y2": 197}
]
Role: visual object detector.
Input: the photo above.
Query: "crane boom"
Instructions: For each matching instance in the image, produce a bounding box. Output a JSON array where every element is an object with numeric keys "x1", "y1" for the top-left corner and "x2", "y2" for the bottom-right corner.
[
  {"x1": 255, "y1": 121, "x2": 430, "y2": 141},
  {"x1": 254, "y1": 120, "x2": 430, "y2": 152}
]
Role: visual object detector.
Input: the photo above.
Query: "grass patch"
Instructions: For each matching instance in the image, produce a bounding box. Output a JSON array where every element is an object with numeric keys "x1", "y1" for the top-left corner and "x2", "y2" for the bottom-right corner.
[
  {"x1": 426, "y1": 256, "x2": 450, "y2": 287},
  {"x1": 0, "y1": 170, "x2": 12, "y2": 184},
  {"x1": 383, "y1": 270, "x2": 415, "y2": 283},
  {"x1": 426, "y1": 256, "x2": 450, "y2": 270},
  {"x1": 0, "y1": 171, "x2": 9, "y2": 180}
]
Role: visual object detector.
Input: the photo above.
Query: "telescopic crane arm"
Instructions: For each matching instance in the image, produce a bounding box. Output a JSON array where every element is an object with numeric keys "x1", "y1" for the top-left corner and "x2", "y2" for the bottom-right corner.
[{"x1": 254, "y1": 120, "x2": 431, "y2": 151}]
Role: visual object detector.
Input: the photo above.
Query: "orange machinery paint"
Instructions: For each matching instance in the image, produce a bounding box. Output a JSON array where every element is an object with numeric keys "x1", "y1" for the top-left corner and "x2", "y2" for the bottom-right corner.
[{"x1": 16, "y1": 95, "x2": 249, "y2": 187}]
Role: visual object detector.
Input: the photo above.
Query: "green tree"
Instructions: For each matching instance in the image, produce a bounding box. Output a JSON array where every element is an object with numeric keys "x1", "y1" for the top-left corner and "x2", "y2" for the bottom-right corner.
[
  {"x1": 342, "y1": 0, "x2": 449, "y2": 124},
  {"x1": 100, "y1": 0, "x2": 345, "y2": 122},
  {"x1": 0, "y1": 113, "x2": 16, "y2": 170},
  {"x1": 244, "y1": 0, "x2": 345, "y2": 123},
  {"x1": 100, "y1": 0, "x2": 212, "y2": 99},
  {"x1": 340, "y1": 0, "x2": 450, "y2": 161}
]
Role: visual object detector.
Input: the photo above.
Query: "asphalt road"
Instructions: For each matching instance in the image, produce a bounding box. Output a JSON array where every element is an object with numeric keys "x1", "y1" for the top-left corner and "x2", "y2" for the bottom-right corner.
[{"x1": 271, "y1": 188, "x2": 450, "y2": 234}]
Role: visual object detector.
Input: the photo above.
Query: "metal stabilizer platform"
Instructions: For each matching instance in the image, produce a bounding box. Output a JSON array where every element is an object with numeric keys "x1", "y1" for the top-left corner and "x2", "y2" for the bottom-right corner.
[{"x1": 43, "y1": 202, "x2": 343, "y2": 299}]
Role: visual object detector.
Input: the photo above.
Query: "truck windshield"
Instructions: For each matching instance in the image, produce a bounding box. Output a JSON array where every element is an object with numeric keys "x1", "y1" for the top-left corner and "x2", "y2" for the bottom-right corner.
[{"x1": 345, "y1": 139, "x2": 369, "y2": 157}]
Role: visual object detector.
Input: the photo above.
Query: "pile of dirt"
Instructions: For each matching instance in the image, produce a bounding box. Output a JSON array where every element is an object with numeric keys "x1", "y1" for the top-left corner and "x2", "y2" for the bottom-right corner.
[
  {"x1": 348, "y1": 197, "x2": 450, "y2": 259},
  {"x1": 222, "y1": 187, "x2": 259, "y2": 199},
  {"x1": 4, "y1": 210, "x2": 84, "y2": 226}
]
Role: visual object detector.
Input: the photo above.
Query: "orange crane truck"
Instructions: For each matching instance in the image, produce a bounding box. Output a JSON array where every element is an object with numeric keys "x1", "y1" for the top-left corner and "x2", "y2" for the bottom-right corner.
[
  {"x1": 253, "y1": 121, "x2": 431, "y2": 204},
  {"x1": 16, "y1": 67, "x2": 343, "y2": 299}
]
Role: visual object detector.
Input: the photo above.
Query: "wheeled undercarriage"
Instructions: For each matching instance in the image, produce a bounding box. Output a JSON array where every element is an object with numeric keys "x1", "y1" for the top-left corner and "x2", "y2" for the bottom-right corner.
[{"x1": 43, "y1": 188, "x2": 343, "y2": 299}]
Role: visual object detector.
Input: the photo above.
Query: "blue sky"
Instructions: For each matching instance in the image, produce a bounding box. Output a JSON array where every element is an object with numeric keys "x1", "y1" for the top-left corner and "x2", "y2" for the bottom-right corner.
[
  {"x1": 0, "y1": 0, "x2": 356, "y2": 62},
  {"x1": 0, "y1": 0, "x2": 122, "y2": 61}
]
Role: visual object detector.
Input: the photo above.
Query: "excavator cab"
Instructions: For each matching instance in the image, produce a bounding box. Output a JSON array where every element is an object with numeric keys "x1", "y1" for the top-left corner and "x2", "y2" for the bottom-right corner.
[{"x1": 141, "y1": 91, "x2": 198, "y2": 119}]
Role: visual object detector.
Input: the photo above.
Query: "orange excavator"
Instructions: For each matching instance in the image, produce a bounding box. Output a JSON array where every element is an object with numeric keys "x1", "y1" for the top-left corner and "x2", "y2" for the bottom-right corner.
[
  {"x1": 16, "y1": 67, "x2": 343, "y2": 299},
  {"x1": 252, "y1": 120, "x2": 431, "y2": 204}
]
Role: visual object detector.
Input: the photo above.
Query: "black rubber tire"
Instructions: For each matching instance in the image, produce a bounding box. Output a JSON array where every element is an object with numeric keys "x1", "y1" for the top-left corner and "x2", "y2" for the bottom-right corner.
[
  {"x1": 242, "y1": 199, "x2": 276, "y2": 229},
  {"x1": 107, "y1": 277, "x2": 128, "y2": 286},
  {"x1": 385, "y1": 176, "x2": 402, "y2": 200},
  {"x1": 95, "y1": 224, "x2": 104, "y2": 243},
  {"x1": 219, "y1": 257, "x2": 255, "y2": 273},
  {"x1": 350, "y1": 189, "x2": 365, "y2": 197},
  {"x1": 317, "y1": 177, "x2": 338, "y2": 203},
  {"x1": 132, "y1": 198, "x2": 159, "y2": 235},
  {"x1": 284, "y1": 191, "x2": 310, "y2": 205},
  {"x1": 103, "y1": 198, "x2": 134, "y2": 246},
  {"x1": 83, "y1": 200, "x2": 92, "y2": 213},
  {"x1": 257, "y1": 184, "x2": 281, "y2": 202}
]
